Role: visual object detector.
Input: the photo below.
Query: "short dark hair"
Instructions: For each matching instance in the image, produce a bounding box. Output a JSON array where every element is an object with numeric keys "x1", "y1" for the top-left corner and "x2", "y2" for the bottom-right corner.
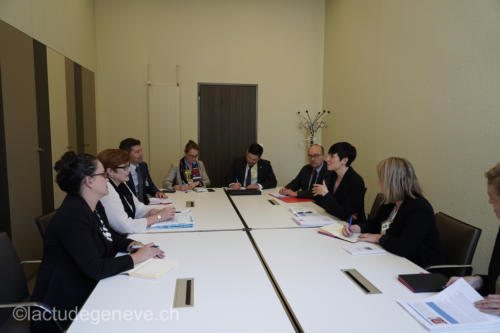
[
  {"x1": 54, "y1": 151, "x2": 97, "y2": 194},
  {"x1": 328, "y1": 142, "x2": 357, "y2": 166},
  {"x1": 184, "y1": 140, "x2": 200, "y2": 153},
  {"x1": 248, "y1": 143, "x2": 263, "y2": 156},
  {"x1": 119, "y1": 138, "x2": 141, "y2": 152}
]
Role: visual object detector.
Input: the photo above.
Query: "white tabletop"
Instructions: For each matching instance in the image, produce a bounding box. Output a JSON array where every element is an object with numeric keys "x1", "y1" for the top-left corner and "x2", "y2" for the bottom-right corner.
[
  {"x1": 229, "y1": 189, "x2": 336, "y2": 229},
  {"x1": 143, "y1": 188, "x2": 245, "y2": 233},
  {"x1": 251, "y1": 228, "x2": 482, "y2": 333},
  {"x1": 68, "y1": 231, "x2": 293, "y2": 333}
]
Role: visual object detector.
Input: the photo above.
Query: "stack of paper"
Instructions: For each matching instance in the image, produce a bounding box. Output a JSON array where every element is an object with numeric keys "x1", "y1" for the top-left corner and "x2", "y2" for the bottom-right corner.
[
  {"x1": 149, "y1": 197, "x2": 173, "y2": 205},
  {"x1": 122, "y1": 258, "x2": 178, "y2": 279},
  {"x1": 151, "y1": 210, "x2": 194, "y2": 229},
  {"x1": 398, "y1": 278, "x2": 500, "y2": 331},
  {"x1": 290, "y1": 207, "x2": 317, "y2": 216},
  {"x1": 293, "y1": 215, "x2": 336, "y2": 227},
  {"x1": 342, "y1": 242, "x2": 386, "y2": 255},
  {"x1": 318, "y1": 222, "x2": 359, "y2": 242}
]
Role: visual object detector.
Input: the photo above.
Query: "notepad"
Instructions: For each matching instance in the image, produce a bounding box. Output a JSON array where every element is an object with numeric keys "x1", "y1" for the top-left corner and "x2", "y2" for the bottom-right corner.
[
  {"x1": 123, "y1": 258, "x2": 178, "y2": 279},
  {"x1": 343, "y1": 242, "x2": 386, "y2": 255},
  {"x1": 293, "y1": 215, "x2": 336, "y2": 227},
  {"x1": 149, "y1": 198, "x2": 173, "y2": 205},
  {"x1": 151, "y1": 210, "x2": 194, "y2": 229},
  {"x1": 318, "y1": 222, "x2": 359, "y2": 242}
]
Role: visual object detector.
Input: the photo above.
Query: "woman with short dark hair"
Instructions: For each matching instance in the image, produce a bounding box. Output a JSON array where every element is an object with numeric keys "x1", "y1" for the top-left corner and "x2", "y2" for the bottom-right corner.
[
  {"x1": 31, "y1": 152, "x2": 164, "y2": 331},
  {"x1": 162, "y1": 140, "x2": 211, "y2": 190},
  {"x1": 312, "y1": 142, "x2": 366, "y2": 224}
]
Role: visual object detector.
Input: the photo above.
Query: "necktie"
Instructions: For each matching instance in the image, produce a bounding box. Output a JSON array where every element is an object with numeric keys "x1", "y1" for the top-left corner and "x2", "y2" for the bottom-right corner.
[
  {"x1": 245, "y1": 165, "x2": 253, "y2": 187},
  {"x1": 309, "y1": 169, "x2": 317, "y2": 191},
  {"x1": 136, "y1": 167, "x2": 144, "y2": 202}
]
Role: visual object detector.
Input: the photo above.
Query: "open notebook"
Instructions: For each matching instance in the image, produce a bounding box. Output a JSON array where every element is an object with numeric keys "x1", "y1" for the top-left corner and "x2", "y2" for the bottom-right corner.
[
  {"x1": 122, "y1": 258, "x2": 178, "y2": 279},
  {"x1": 318, "y1": 222, "x2": 360, "y2": 243}
]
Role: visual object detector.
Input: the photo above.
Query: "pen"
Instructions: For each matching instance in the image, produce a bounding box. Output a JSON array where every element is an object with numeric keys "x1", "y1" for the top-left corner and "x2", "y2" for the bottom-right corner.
[
  {"x1": 131, "y1": 244, "x2": 159, "y2": 249},
  {"x1": 348, "y1": 216, "x2": 353, "y2": 232}
]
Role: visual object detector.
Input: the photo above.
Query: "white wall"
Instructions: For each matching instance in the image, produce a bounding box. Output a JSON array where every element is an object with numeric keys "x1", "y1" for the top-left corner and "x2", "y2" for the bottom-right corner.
[
  {"x1": 323, "y1": 0, "x2": 500, "y2": 273},
  {"x1": 0, "y1": 0, "x2": 96, "y2": 71},
  {"x1": 95, "y1": 0, "x2": 325, "y2": 185}
]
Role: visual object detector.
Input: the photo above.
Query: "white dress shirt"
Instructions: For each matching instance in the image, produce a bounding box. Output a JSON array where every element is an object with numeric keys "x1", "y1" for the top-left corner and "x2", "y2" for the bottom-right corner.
[{"x1": 100, "y1": 182, "x2": 154, "y2": 234}]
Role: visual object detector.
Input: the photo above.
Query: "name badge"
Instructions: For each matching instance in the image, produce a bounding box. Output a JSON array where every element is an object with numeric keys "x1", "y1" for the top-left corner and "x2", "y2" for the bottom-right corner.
[{"x1": 381, "y1": 220, "x2": 391, "y2": 235}]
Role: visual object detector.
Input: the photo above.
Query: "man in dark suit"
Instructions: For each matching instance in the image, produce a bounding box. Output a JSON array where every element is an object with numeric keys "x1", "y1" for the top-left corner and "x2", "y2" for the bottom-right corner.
[
  {"x1": 119, "y1": 138, "x2": 167, "y2": 204},
  {"x1": 279, "y1": 144, "x2": 329, "y2": 199},
  {"x1": 227, "y1": 143, "x2": 277, "y2": 190}
]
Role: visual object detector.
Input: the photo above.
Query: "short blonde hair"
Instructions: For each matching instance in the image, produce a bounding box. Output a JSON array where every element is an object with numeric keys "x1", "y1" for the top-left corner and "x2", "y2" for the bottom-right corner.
[
  {"x1": 486, "y1": 163, "x2": 500, "y2": 196},
  {"x1": 377, "y1": 157, "x2": 423, "y2": 203}
]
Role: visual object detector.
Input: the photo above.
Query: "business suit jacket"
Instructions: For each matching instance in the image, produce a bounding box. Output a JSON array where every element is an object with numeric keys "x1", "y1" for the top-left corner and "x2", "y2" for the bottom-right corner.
[
  {"x1": 31, "y1": 195, "x2": 134, "y2": 330},
  {"x1": 479, "y1": 227, "x2": 500, "y2": 295},
  {"x1": 315, "y1": 167, "x2": 366, "y2": 224},
  {"x1": 162, "y1": 159, "x2": 211, "y2": 188},
  {"x1": 364, "y1": 196, "x2": 443, "y2": 268},
  {"x1": 285, "y1": 161, "x2": 329, "y2": 199},
  {"x1": 227, "y1": 157, "x2": 277, "y2": 189},
  {"x1": 126, "y1": 162, "x2": 159, "y2": 204}
]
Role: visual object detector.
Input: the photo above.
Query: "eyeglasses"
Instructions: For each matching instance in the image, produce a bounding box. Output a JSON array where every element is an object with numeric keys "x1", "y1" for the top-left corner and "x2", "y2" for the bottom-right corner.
[
  {"x1": 116, "y1": 164, "x2": 131, "y2": 170},
  {"x1": 187, "y1": 154, "x2": 198, "y2": 159},
  {"x1": 91, "y1": 172, "x2": 108, "y2": 179},
  {"x1": 307, "y1": 154, "x2": 322, "y2": 159}
]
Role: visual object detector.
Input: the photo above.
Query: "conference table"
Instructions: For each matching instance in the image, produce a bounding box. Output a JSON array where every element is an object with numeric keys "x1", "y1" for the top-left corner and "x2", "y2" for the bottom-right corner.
[{"x1": 68, "y1": 188, "x2": 494, "y2": 332}]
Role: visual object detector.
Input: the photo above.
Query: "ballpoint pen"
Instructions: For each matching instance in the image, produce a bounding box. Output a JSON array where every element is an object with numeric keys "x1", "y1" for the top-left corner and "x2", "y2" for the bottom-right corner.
[{"x1": 348, "y1": 216, "x2": 353, "y2": 232}]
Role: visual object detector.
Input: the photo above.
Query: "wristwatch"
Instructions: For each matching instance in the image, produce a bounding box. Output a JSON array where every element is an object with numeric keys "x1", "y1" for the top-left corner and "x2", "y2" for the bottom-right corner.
[{"x1": 157, "y1": 214, "x2": 162, "y2": 221}]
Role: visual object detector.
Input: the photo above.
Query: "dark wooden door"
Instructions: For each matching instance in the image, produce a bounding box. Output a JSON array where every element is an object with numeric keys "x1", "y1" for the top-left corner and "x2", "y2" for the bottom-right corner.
[{"x1": 199, "y1": 84, "x2": 257, "y2": 187}]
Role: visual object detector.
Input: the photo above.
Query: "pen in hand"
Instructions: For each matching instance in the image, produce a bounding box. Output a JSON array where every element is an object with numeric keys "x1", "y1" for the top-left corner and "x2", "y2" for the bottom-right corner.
[{"x1": 348, "y1": 216, "x2": 353, "y2": 232}]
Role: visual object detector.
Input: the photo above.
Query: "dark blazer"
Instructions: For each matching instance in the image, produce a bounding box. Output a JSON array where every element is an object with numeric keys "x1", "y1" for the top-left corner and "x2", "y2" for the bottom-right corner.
[
  {"x1": 480, "y1": 227, "x2": 500, "y2": 295},
  {"x1": 363, "y1": 196, "x2": 443, "y2": 268},
  {"x1": 285, "y1": 161, "x2": 329, "y2": 199},
  {"x1": 126, "y1": 162, "x2": 159, "y2": 204},
  {"x1": 227, "y1": 157, "x2": 277, "y2": 189},
  {"x1": 31, "y1": 195, "x2": 134, "y2": 330},
  {"x1": 315, "y1": 167, "x2": 366, "y2": 224}
]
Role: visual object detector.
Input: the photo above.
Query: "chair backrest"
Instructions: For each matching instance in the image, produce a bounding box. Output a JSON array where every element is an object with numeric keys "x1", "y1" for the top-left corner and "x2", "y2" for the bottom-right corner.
[
  {"x1": 368, "y1": 193, "x2": 385, "y2": 220},
  {"x1": 434, "y1": 212, "x2": 481, "y2": 273},
  {"x1": 35, "y1": 210, "x2": 57, "y2": 240},
  {"x1": 0, "y1": 232, "x2": 29, "y2": 325}
]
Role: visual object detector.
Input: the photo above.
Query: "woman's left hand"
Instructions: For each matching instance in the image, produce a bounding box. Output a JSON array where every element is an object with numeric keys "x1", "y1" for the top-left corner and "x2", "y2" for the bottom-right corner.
[
  {"x1": 188, "y1": 181, "x2": 200, "y2": 190},
  {"x1": 312, "y1": 180, "x2": 328, "y2": 196},
  {"x1": 475, "y1": 295, "x2": 500, "y2": 316},
  {"x1": 358, "y1": 233, "x2": 382, "y2": 243},
  {"x1": 155, "y1": 192, "x2": 168, "y2": 198}
]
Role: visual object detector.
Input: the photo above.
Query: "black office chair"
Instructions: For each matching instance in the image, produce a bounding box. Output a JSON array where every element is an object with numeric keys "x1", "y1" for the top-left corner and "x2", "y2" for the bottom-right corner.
[
  {"x1": 426, "y1": 212, "x2": 481, "y2": 277},
  {"x1": 0, "y1": 233, "x2": 62, "y2": 332},
  {"x1": 367, "y1": 193, "x2": 384, "y2": 220},
  {"x1": 35, "y1": 210, "x2": 57, "y2": 240}
]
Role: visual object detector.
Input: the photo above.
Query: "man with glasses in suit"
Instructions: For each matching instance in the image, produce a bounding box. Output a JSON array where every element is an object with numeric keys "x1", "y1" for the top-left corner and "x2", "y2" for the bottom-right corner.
[{"x1": 279, "y1": 144, "x2": 329, "y2": 199}]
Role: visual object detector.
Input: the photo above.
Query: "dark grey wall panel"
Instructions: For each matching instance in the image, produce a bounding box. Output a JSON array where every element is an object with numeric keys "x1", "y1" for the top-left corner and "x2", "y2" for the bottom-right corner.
[
  {"x1": 33, "y1": 40, "x2": 54, "y2": 214},
  {"x1": 73, "y1": 63, "x2": 84, "y2": 154},
  {"x1": 82, "y1": 67, "x2": 96, "y2": 155},
  {"x1": 0, "y1": 68, "x2": 11, "y2": 237},
  {"x1": 65, "y1": 58, "x2": 77, "y2": 152}
]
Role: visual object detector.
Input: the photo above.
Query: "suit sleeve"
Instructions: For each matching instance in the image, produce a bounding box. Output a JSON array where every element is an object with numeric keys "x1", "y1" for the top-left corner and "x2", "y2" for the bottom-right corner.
[
  {"x1": 143, "y1": 164, "x2": 159, "y2": 195},
  {"x1": 379, "y1": 209, "x2": 434, "y2": 259},
  {"x1": 58, "y1": 215, "x2": 134, "y2": 281},
  {"x1": 285, "y1": 168, "x2": 304, "y2": 191},
  {"x1": 260, "y1": 162, "x2": 277, "y2": 189},
  {"x1": 226, "y1": 160, "x2": 240, "y2": 186},
  {"x1": 162, "y1": 164, "x2": 178, "y2": 188},
  {"x1": 316, "y1": 177, "x2": 364, "y2": 221}
]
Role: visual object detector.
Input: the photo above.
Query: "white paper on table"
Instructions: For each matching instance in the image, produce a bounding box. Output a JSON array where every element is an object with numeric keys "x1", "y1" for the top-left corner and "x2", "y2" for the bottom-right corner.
[
  {"x1": 342, "y1": 242, "x2": 387, "y2": 255},
  {"x1": 397, "y1": 278, "x2": 500, "y2": 331},
  {"x1": 318, "y1": 222, "x2": 360, "y2": 243},
  {"x1": 149, "y1": 198, "x2": 173, "y2": 205},
  {"x1": 293, "y1": 215, "x2": 336, "y2": 227},
  {"x1": 290, "y1": 207, "x2": 317, "y2": 216}
]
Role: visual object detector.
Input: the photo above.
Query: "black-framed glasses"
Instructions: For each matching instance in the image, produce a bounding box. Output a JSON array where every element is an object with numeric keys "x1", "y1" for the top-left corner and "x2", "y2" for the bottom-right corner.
[
  {"x1": 91, "y1": 172, "x2": 108, "y2": 179},
  {"x1": 116, "y1": 164, "x2": 131, "y2": 170}
]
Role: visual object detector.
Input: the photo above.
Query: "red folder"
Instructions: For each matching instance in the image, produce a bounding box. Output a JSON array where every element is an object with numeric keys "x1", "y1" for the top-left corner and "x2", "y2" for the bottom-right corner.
[{"x1": 269, "y1": 194, "x2": 314, "y2": 203}]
